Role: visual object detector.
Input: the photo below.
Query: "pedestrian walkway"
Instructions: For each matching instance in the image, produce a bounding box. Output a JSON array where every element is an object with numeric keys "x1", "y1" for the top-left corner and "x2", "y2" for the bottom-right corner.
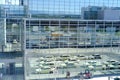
[{"x1": 2, "y1": 75, "x2": 23, "y2": 80}]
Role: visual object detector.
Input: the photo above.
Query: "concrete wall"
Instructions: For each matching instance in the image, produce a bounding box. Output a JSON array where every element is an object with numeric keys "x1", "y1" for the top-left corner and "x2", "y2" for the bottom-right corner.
[{"x1": 0, "y1": 19, "x2": 5, "y2": 48}]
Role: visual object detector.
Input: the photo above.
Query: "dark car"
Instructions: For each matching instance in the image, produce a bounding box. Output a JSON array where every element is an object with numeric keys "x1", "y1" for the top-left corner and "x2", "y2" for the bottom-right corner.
[
  {"x1": 92, "y1": 54, "x2": 101, "y2": 59},
  {"x1": 114, "y1": 77, "x2": 120, "y2": 80}
]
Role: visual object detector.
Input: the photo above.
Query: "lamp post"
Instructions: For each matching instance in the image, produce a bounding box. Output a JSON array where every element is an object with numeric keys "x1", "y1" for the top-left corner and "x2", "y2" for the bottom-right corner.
[{"x1": 3, "y1": 7, "x2": 8, "y2": 46}]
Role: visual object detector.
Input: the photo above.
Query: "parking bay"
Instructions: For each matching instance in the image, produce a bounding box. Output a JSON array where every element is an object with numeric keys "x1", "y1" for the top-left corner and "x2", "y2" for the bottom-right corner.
[{"x1": 26, "y1": 52, "x2": 120, "y2": 79}]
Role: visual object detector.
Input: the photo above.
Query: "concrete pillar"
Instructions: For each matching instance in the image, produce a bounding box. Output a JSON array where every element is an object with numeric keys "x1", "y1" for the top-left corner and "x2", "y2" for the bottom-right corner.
[
  {"x1": 2, "y1": 63, "x2": 8, "y2": 75},
  {"x1": 108, "y1": 76, "x2": 110, "y2": 80}
]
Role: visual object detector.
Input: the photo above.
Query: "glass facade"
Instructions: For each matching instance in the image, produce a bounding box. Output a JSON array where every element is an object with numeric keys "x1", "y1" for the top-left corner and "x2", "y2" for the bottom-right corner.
[
  {"x1": 24, "y1": 19, "x2": 120, "y2": 80},
  {"x1": 0, "y1": 5, "x2": 25, "y2": 18},
  {"x1": 0, "y1": 18, "x2": 24, "y2": 80},
  {"x1": 25, "y1": 20, "x2": 120, "y2": 49}
]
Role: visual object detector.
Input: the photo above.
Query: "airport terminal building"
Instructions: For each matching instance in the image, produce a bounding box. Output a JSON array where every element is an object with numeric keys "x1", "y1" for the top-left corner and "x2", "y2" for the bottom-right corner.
[{"x1": 0, "y1": 0, "x2": 120, "y2": 80}]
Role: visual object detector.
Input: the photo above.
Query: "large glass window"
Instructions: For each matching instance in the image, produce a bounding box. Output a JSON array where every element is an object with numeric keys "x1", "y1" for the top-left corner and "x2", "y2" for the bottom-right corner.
[{"x1": 25, "y1": 19, "x2": 120, "y2": 80}]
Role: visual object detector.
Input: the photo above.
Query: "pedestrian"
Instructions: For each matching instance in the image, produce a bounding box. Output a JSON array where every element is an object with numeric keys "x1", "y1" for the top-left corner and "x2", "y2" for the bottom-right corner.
[
  {"x1": 79, "y1": 72, "x2": 84, "y2": 80},
  {"x1": 84, "y1": 70, "x2": 91, "y2": 79},
  {"x1": 66, "y1": 71, "x2": 70, "y2": 79}
]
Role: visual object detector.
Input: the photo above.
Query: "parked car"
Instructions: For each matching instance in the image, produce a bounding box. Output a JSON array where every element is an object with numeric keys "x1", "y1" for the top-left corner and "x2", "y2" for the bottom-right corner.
[
  {"x1": 57, "y1": 63, "x2": 66, "y2": 69},
  {"x1": 35, "y1": 66, "x2": 53, "y2": 74},
  {"x1": 68, "y1": 56, "x2": 79, "y2": 63},
  {"x1": 92, "y1": 54, "x2": 101, "y2": 59},
  {"x1": 65, "y1": 62, "x2": 76, "y2": 68},
  {"x1": 60, "y1": 55, "x2": 70, "y2": 60},
  {"x1": 36, "y1": 57, "x2": 45, "y2": 62},
  {"x1": 85, "y1": 61, "x2": 106, "y2": 70},
  {"x1": 88, "y1": 55, "x2": 94, "y2": 60},
  {"x1": 45, "y1": 55, "x2": 54, "y2": 61},
  {"x1": 42, "y1": 62, "x2": 55, "y2": 67},
  {"x1": 103, "y1": 60, "x2": 120, "y2": 70},
  {"x1": 77, "y1": 55, "x2": 87, "y2": 60},
  {"x1": 107, "y1": 60, "x2": 119, "y2": 65},
  {"x1": 107, "y1": 64, "x2": 115, "y2": 70}
]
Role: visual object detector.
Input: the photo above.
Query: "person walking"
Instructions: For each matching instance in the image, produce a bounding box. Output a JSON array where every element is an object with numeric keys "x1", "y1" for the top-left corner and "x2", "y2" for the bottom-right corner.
[
  {"x1": 66, "y1": 71, "x2": 70, "y2": 79},
  {"x1": 79, "y1": 72, "x2": 84, "y2": 80}
]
